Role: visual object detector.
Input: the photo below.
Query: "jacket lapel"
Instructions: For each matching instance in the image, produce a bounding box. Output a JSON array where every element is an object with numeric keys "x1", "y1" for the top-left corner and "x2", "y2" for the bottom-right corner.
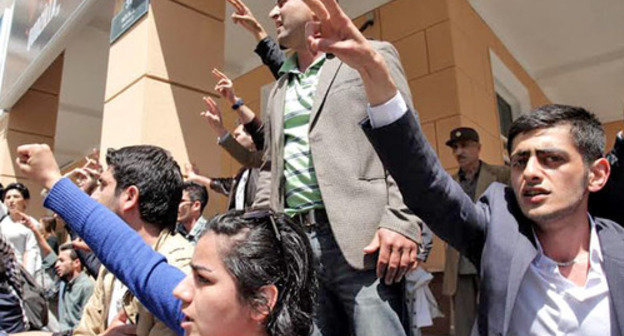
[
  {"x1": 270, "y1": 78, "x2": 288, "y2": 210},
  {"x1": 309, "y1": 57, "x2": 342, "y2": 131},
  {"x1": 597, "y1": 220, "x2": 624, "y2": 335},
  {"x1": 503, "y1": 224, "x2": 537, "y2": 334},
  {"x1": 475, "y1": 163, "x2": 495, "y2": 199}
]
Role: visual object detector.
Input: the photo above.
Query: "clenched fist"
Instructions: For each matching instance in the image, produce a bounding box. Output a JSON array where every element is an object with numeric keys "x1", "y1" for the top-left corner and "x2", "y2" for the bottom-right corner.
[{"x1": 16, "y1": 144, "x2": 62, "y2": 190}]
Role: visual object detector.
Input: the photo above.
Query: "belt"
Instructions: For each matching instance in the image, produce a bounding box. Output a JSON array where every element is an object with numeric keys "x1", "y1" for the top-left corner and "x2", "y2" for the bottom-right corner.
[{"x1": 292, "y1": 208, "x2": 329, "y2": 228}]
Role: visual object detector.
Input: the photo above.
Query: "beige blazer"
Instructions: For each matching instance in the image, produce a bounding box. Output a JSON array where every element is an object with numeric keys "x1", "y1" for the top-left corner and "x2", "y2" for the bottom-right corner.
[
  {"x1": 252, "y1": 41, "x2": 423, "y2": 270},
  {"x1": 442, "y1": 161, "x2": 510, "y2": 296},
  {"x1": 73, "y1": 230, "x2": 193, "y2": 336}
]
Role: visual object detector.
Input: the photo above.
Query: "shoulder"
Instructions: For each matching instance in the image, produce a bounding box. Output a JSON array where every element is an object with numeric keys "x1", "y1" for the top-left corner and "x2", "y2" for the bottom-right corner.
[
  {"x1": 157, "y1": 231, "x2": 194, "y2": 269},
  {"x1": 482, "y1": 162, "x2": 510, "y2": 179},
  {"x1": 76, "y1": 273, "x2": 95, "y2": 290},
  {"x1": 595, "y1": 217, "x2": 624, "y2": 235}
]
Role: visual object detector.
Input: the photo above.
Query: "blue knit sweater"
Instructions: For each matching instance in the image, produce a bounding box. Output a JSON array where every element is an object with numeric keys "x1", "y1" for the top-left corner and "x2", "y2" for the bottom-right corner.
[{"x1": 45, "y1": 178, "x2": 185, "y2": 336}]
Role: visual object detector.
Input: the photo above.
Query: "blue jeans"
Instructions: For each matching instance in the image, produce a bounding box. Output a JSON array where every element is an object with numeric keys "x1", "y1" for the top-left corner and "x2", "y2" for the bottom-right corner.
[{"x1": 307, "y1": 224, "x2": 408, "y2": 336}]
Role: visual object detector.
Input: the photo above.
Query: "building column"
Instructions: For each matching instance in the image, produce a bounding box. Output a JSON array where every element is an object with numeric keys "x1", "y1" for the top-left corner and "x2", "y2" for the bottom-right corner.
[
  {"x1": 101, "y1": 0, "x2": 230, "y2": 215},
  {"x1": 0, "y1": 55, "x2": 64, "y2": 218}
]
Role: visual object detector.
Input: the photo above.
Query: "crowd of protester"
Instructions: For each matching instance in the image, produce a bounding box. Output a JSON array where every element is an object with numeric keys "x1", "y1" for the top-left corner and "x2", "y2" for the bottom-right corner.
[{"x1": 1, "y1": 0, "x2": 623, "y2": 336}]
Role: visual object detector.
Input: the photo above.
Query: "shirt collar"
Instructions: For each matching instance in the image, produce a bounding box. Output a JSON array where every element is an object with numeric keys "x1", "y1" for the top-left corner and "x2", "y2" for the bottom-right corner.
[{"x1": 278, "y1": 53, "x2": 326, "y2": 76}]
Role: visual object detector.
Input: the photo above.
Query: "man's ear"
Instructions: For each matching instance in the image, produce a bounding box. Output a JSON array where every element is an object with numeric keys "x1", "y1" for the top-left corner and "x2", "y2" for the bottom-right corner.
[
  {"x1": 72, "y1": 258, "x2": 82, "y2": 270},
  {"x1": 588, "y1": 157, "x2": 610, "y2": 193},
  {"x1": 191, "y1": 200, "x2": 202, "y2": 213},
  {"x1": 120, "y1": 185, "x2": 140, "y2": 212},
  {"x1": 250, "y1": 284, "x2": 279, "y2": 323}
]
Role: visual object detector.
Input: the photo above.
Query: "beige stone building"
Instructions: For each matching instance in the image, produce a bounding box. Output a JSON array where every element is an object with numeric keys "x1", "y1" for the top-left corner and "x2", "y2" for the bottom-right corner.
[{"x1": 0, "y1": 0, "x2": 621, "y2": 333}]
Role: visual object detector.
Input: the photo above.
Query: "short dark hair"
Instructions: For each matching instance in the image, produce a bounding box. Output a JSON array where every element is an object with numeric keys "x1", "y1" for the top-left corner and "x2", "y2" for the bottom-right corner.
[
  {"x1": 507, "y1": 104, "x2": 605, "y2": 164},
  {"x1": 205, "y1": 210, "x2": 316, "y2": 336},
  {"x1": 106, "y1": 145, "x2": 183, "y2": 232},
  {"x1": 183, "y1": 181, "x2": 209, "y2": 213},
  {"x1": 59, "y1": 243, "x2": 78, "y2": 261},
  {"x1": 2, "y1": 183, "x2": 30, "y2": 202},
  {"x1": 0, "y1": 183, "x2": 4, "y2": 200}
]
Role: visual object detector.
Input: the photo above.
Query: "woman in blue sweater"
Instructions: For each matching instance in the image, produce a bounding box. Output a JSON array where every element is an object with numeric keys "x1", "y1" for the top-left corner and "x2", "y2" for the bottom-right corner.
[{"x1": 15, "y1": 144, "x2": 316, "y2": 336}]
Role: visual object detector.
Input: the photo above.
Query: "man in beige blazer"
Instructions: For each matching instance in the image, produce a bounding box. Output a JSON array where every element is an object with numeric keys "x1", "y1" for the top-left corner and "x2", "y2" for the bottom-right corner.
[
  {"x1": 251, "y1": 1, "x2": 429, "y2": 335},
  {"x1": 442, "y1": 127, "x2": 509, "y2": 336}
]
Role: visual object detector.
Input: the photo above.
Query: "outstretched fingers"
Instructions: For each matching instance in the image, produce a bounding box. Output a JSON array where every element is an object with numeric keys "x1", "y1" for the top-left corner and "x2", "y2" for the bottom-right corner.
[{"x1": 226, "y1": 0, "x2": 245, "y2": 14}]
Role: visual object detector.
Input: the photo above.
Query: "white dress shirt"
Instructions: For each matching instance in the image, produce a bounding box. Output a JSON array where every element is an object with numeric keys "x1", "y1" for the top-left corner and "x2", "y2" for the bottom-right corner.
[{"x1": 508, "y1": 218, "x2": 611, "y2": 335}]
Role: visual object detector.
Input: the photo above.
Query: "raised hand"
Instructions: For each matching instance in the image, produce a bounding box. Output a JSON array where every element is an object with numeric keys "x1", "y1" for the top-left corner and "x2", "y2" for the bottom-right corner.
[
  {"x1": 184, "y1": 163, "x2": 213, "y2": 187},
  {"x1": 16, "y1": 144, "x2": 62, "y2": 190},
  {"x1": 200, "y1": 96, "x2": 228, "y2": 138},
  {"x1": 303, "y1": 0, "x2": 397, "y2": 106},
  {"x1": 226, "y1": 0, "x2": 268, "y2": 41},
  {"x1": 212, "y1": 68, "x2": 237, "y2": 104}
]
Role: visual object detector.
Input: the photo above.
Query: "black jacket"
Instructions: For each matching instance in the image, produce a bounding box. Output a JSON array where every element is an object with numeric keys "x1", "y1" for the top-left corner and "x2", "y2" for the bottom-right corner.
[{"x1": 589, "y1": 134, "x2": 624, "y2": 225}]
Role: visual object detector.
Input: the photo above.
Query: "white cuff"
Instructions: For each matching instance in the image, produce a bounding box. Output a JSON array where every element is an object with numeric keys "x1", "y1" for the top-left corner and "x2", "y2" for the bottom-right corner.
[{"x1": 367, "y1": 91, "x2": 408, "y2": 129}]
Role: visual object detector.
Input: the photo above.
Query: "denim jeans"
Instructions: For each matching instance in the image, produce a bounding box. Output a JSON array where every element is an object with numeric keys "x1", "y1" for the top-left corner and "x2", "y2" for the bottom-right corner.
[{"x1": 307, "y1": 223, "x2": 408, "y2": 336}]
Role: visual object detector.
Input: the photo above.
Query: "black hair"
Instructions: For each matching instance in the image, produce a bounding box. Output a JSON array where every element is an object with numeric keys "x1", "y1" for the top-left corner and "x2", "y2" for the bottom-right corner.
[
  {"x1": 0, "y1": 183, "x2": 3, "y2": 200},
  {"x1": 40, "y1": 216, "x2": 57, "y2": 234},
  {"x1": 59, "y1": 243, "x2": 78, "y2": 261},
  {"x1": 2, "y1": 182, "x2": 30, "y2": 202},
  {"x1": 106, "y1": 145, "x2": 183, "y2": 232},
  {"x1": 507, "y1": 104, "x2": 605, "y2": 164},
  {"x1": 182, "y1": 181, "x2": 209, "y2": 214},
  {"x1": 205, "y1": 210, "x2": 316, "y2": 336}
]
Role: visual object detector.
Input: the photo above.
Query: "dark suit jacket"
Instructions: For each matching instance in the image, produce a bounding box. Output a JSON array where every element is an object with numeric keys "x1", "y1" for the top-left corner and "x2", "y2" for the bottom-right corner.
[
  {"x1": 226, "y1": 167, "x2": 259, "y2": 211},
  {"x1": 363, "y1": 112, "x2": 624, "y2": 336},
  {"x1": 443, "y1": 162, "x2": 510, "y2": 296},
  {"x1": 253, "y1": 41, "x2": 425, "y2": 269}
]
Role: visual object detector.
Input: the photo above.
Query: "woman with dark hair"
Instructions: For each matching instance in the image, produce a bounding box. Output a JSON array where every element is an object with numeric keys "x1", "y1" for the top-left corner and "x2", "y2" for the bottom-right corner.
[
  {"x1": 1, "y1": 183, "x2": 41, "y2": 275},
  {"x1": 174, "y1": 211, "x2": 316, "y2": 336},
  {"x1": 41, "y1": 178, "x2": 316, "y2": 336}
]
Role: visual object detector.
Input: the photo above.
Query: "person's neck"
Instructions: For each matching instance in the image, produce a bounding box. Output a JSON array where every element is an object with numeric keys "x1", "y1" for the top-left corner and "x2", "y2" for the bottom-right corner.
[
  {"x1": 8, "y1": 212, "x2": 20, "y2": 222},
  {"x1": 460, "y1": 160, "x2": 480, "y2": 180},
  {"x1": 294, "y1": 47, "x2": 322, "y2": 73},
  {"x1": 127, "y1": 219, "x2": 161, "y2": 246},
  {"x1": 534, "y1": 206, "x2": 590, "y2": 264},
  {"x1": 64, "y1": 270, "x2": 80, "y2": 283},
  {"x1": 182, "y1": 217, "x2": 198, "y2": 234}
]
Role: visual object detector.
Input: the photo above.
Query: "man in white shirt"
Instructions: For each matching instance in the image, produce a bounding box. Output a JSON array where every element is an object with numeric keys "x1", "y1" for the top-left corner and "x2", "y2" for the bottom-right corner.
[{"x1": 298, "y1": 0, "x2": 623, "y2": 335}]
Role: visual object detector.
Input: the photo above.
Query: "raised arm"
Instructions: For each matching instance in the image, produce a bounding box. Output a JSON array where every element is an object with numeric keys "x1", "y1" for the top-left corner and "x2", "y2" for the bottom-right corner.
[
  {"x1": 303, "y1": 0, "x2": 487, "y2": 265},
  {"x1": 225, "y1": 0, "x2": 285, "y2": 78},
  {"x1": 15, "y1": 144, "x2": 185, "y2": 335},
  {"x1": 201, "y1": 95, "x2": 264, "y2": 168}
]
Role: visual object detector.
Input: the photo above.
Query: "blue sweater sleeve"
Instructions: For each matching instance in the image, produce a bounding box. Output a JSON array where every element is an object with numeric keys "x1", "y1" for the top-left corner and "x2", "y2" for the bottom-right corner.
[{"x1": 44, "y1": 178, "x2": 185, "y2": 335}]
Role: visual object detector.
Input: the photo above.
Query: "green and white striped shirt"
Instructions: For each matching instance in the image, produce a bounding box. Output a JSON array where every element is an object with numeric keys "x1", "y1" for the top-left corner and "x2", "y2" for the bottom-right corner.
[{"x1": 279, "y1": 53, "x2": 326, "y2": 215}]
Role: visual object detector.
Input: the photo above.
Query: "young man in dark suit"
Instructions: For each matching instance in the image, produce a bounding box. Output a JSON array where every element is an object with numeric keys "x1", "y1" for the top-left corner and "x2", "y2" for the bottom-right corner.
[{"x1": 293, "y1": 1, "x2": 623, "y2": 334}]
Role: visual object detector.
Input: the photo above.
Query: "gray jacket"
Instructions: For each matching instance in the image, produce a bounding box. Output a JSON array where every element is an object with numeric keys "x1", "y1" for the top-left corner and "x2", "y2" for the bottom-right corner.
[{"x1": 253, "y1": 41, "x2": 425, "y2": 269}]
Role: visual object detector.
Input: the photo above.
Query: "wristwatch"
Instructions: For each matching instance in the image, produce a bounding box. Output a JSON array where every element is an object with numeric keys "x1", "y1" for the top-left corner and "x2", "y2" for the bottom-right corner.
[{"x1": 232, "y1": 98, "x2": 244, "y2": 110}]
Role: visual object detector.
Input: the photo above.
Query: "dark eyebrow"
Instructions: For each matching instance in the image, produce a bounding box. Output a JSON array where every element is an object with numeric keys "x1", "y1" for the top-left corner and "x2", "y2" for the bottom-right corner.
[
  {"x1": 509, "y1": 150, "x2": 530, "y2": 159},
  {"x1": 191, "y1": 263, "x2": 213, "y2": 273},
  {"x1": 535, "y1": 148, "x2": 567, "y2": 156}
]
